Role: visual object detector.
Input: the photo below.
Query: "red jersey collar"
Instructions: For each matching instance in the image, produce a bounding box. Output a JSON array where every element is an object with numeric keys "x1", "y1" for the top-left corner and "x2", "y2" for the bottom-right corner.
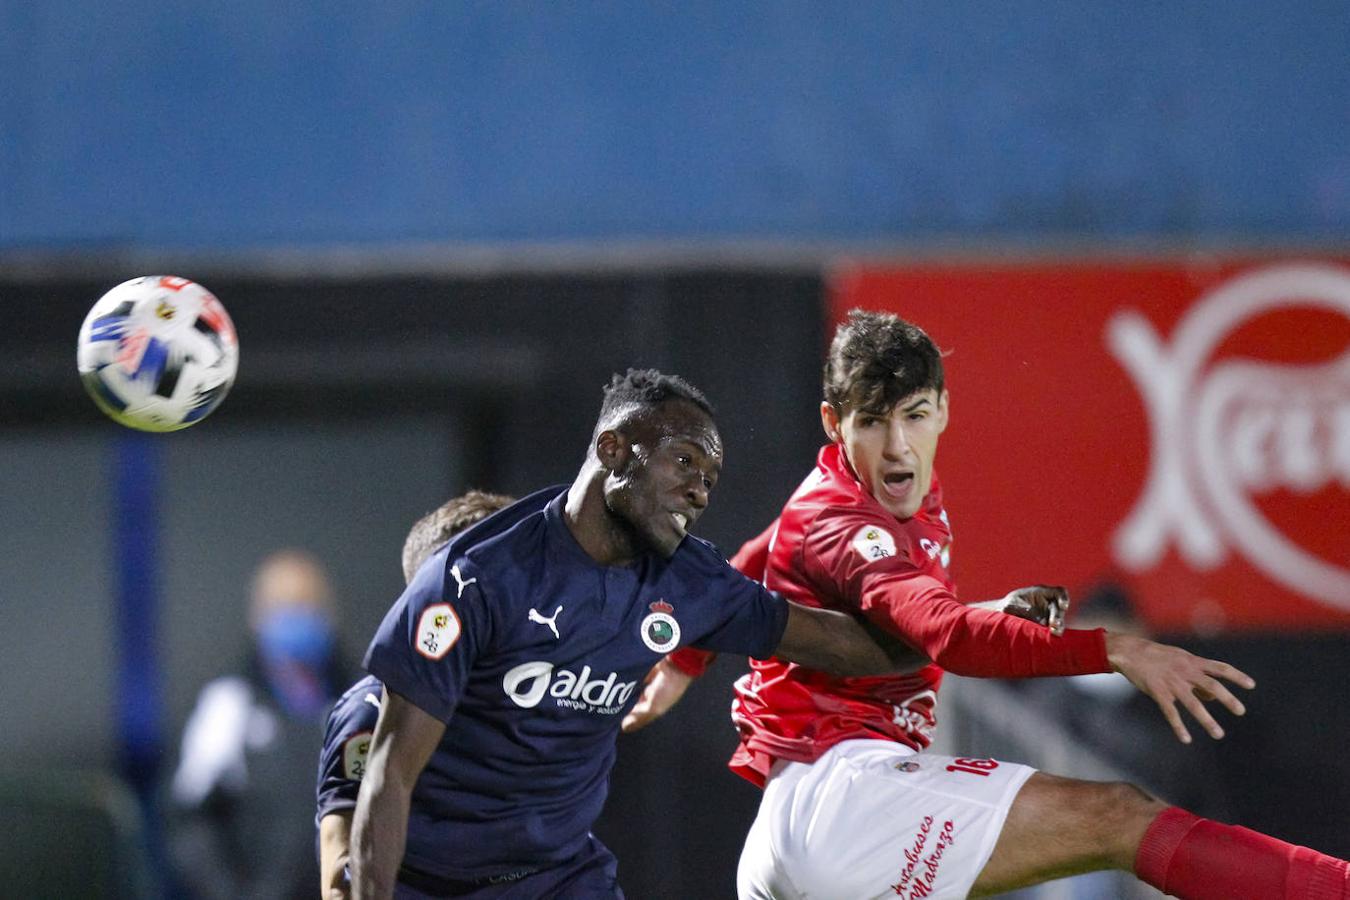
[{"x1": 818, "y1": 442, "x2": 942, "y2": 522}]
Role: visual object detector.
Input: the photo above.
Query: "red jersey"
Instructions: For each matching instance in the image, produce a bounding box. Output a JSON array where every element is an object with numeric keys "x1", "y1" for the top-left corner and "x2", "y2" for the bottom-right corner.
[{"x1": 727, "y1": 443, "x2": 1110, "y2": 787}]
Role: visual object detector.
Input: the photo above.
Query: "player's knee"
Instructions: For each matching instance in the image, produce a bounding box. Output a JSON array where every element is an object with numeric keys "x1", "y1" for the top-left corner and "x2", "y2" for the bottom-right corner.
[{"x1": 1081, "y1": 781, "x2": 1167, "y2": 861}]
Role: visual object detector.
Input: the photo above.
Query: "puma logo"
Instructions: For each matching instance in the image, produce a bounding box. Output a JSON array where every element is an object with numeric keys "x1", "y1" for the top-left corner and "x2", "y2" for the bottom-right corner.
[
  {"x1": 449, "y1": 564, "x2": 477, "y2": 599},
  {"x1": 528, "y1": 605, "x2": 564, "y2": 640}
]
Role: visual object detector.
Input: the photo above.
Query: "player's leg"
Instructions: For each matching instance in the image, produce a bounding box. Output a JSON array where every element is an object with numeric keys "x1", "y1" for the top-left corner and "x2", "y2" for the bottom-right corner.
[
  {"x1": 737, "y1": 777, "x2": 805, "y2": 900},
  {"x1": 969, "y1": 773, "x2": 1162, "y2": 896},
  {"x1": 972, "y1": 773, "x2": 1350, "y2": 900}
]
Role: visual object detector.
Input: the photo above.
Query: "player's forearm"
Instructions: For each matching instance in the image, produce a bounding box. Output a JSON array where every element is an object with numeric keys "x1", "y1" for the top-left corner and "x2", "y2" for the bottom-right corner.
[
  {"x1": 777, "y1": 604, "x2": 892, "y2": 676},
  {"x1": 349, "y1": 760, "x2": 414, "y2": 900},
  {"x1": 325, "y1": 851, "x2": 353, "y2": 900},
  {"x1": 888, "y1": 594, "x2": 1109, "y2": 678},
  {"x1": 319, "y1": 812, "x2": 354, "y2": 900}
]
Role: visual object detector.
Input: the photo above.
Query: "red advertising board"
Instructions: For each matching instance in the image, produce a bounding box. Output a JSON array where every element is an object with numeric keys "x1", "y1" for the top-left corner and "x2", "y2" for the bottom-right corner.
[{"x1": 830, "y1": 259, "x2": 1350, "y2": 633}]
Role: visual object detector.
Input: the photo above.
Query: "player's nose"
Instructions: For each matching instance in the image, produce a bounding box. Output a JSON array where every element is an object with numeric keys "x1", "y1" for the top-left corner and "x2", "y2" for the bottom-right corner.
[
  {"x1": 685, "y1": 476, "x2": 709, "y2": 510},
  {"x1": 883, "y1": 421, "x2": 912, "y2": 459}
]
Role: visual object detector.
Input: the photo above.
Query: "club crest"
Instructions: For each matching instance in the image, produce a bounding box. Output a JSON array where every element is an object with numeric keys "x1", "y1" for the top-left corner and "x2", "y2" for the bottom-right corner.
[{"x1": 640, "y1": 599, "x2": 681, "y2": 653}]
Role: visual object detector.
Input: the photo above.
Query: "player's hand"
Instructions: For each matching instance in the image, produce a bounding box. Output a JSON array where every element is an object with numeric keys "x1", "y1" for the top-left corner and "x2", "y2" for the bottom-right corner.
[
  {"x1": 996, "y1": 585, "x2": 1070, "y2": 635},
  {"x1": 622, "y1": 658, "x2": 696, "y2": 733},
  {"x1": 1105, "y1": 632, "x2": 1256, "y2": 744}
]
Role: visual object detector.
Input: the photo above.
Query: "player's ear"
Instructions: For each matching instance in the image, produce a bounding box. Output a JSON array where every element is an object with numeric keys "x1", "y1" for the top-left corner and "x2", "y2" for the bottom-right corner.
[
  {"x1": 595, "y1": 428, "x2": 629, "y2": 472},
  {"x1": 820, "y1": 401, "x2": 843, "y2": 443},
  {"x1": 935, "y1": 389, "x2": 950, "y2": 434}
]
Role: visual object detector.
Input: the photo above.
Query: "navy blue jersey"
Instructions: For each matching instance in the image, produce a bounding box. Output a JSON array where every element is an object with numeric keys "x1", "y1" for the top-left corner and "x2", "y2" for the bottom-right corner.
[
  {"x1": 364, "y1": 490, "x2": 789, "y2": 881},
  {"x1": 314, "y1": 488, "x2": 559, "y2": 830},
  {"x1": 315, "y1": 674, "x2": 384, "y2": 827}
]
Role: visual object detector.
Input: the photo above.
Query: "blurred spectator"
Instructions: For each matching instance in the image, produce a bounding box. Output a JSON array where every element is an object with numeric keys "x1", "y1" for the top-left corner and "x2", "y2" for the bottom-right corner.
[{"x1": 168, "y1": 550, "x2": 355, "y2": 900}]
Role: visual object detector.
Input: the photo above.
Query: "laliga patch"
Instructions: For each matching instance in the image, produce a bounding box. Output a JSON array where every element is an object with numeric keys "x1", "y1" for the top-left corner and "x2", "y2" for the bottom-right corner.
[
  {"x1": 852, "y1": 524, "x2": 897, "y2": 562},
  {"x1": 640, "y1": 599, "x2": 681, "y2": 653},
  {"x1": 415, "y1": 603, "x2": 461, "y2": 660},
  {"x1": 342, "y1": 731, "x2": 372, "y2": 780}
]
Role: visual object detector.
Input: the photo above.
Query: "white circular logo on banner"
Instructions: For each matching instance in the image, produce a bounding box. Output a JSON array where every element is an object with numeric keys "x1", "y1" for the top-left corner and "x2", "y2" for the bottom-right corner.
[{"x1": 1109, "y1": 263, "x2": 1350, "y2": 610}]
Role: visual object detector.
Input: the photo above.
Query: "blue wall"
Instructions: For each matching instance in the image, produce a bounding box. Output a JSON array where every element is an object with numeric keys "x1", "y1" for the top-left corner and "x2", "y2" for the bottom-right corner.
[{"x1": 3, "y1": 2, "x2": 1347, "y2": 250}]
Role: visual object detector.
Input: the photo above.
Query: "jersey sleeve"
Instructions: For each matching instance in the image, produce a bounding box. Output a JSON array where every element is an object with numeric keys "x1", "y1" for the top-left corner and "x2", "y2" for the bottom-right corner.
[
  {"x1": 666, "y1": 647, "x2": 715, "y2": 677},
  {"x1": 678, "y1": 538, "x2": 789, "y2": 659},
  {"x1": 363, "y1": 555, "x2": 494, "y2": 723},
  {"x1": 803, "y1": 509, "x2": 1109, "y2": 678},
  {"x1": 314, "y1": 685, "x2": 381, "y2": 825},
  {"x1": 665, "y1": 520, "x2": 778, "y2": 677}
]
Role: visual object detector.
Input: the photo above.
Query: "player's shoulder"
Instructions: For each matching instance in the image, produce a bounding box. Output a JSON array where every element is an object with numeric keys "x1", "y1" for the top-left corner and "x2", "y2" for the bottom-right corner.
[
  {"x1": 436, "y1": 484, "x2": 566, "y2": 584},
  {"x1": 405, "y1": 500, "x2": 551, "y2": 610},
  {"x1": 450, "y1": 513, "x2": 549, "y2": 611},
  {"x1": 811, "y1": 506, "x2": 916, "y2": 567},
  {"x1": 672, "y1": 534, "x2": 735, "y2": 573},
  {"x1": 453, "y1": 487, "x2": 560, "y2": 574},
  {"x1": 329, "y1": 674, "x2": 383, "y2": 725},
  {"x1": 790, "y1": 457, "x2": 900, "y2": 547},
  {"x1": 325, "y1": 681, "x2": 381, "y2": 747}
]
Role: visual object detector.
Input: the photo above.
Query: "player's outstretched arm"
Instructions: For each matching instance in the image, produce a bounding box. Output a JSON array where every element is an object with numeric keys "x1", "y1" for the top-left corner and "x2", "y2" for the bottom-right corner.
[
  {"x1": 774, "y1": 602, "x2": 899, "y2": 677},
  {"x1": 350, "y1": 691, "x2": 446, "y2": 900},
  {"x1": 1105, "y1": 632, "x2": 1257, "y2": 744}
]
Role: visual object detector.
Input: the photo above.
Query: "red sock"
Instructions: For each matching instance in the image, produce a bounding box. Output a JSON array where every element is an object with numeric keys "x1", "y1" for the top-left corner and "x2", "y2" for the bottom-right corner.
[{"x1": 1134, "y1": 806, "x2": 1349, "y2": 899}]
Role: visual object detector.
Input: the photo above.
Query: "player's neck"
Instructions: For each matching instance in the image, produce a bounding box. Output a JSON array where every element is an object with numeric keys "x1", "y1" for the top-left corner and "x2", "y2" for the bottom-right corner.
[{"x1": 564, "y1": 474, "x2": 642, "y2": 568}]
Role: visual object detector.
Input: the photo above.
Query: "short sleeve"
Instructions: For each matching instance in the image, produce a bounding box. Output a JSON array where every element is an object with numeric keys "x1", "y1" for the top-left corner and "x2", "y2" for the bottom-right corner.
[
  {"x1": 363, "y1": 555, "x2": 494, "y2": 724},
  {"x1": 314, "y1": 683, "x2": 381, "y2": 824},
  {"x1": 679, "y1": 541, "x2": 788, "y2": 659},
  {"x1": 665, "y1": 521, "x2": 779, "y2": 677}
]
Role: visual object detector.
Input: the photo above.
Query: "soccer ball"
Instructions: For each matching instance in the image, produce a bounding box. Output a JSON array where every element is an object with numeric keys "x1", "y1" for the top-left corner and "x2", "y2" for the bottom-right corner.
[{"x1": 76, "y1": 276, "x2": 239, "y2": 432}]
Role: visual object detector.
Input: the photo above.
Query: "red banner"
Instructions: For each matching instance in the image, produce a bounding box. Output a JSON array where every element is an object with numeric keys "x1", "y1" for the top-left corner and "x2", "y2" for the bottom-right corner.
[{"x1": 830, "y1": 259, "x2": 1350, "y2": 633}]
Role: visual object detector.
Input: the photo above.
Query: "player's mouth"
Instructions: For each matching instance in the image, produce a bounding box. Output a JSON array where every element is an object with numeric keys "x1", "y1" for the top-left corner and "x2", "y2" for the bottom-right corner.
[
  {"x1": 670, "y1": 511, "x2": 690, "y2": 535},
  {"x1": 880, "y1": 471, "x2": 915, "y2": 502}
]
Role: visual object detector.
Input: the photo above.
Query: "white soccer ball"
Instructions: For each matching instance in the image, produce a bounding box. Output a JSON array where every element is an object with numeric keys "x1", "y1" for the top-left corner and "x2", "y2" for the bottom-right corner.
[{"x1": 76, "y1": 276, "x2": 239, "y2": 432}]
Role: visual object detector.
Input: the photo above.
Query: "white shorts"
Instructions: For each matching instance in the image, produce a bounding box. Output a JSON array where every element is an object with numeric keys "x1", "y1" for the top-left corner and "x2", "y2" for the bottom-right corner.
[{"x1": 737, "y1": 740, "x2": 1036, "y2": 900}]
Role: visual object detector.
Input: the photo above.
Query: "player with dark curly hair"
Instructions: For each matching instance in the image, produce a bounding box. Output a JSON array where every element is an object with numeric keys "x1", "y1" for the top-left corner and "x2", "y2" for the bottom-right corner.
[{"x1": 348, "y1": 368, "x2": 910, "y2": 899}]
